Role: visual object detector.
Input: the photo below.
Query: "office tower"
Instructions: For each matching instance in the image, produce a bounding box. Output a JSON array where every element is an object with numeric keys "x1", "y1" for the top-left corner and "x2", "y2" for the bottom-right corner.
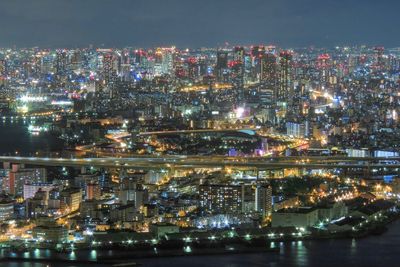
[
  {"x1": 0, "y1": 59, "x2": 6, "y2": 86},
  {"x1": 134, "y1": 49, "x2": 145, "y2": 65},
  {"x1": 261, "y1": 53, "x2": 277, "y2": 84},
  {"x1": 278, "y1": 50, "x2": 293, "y2": 103},
  {"x1": 154, "y1": 47, "x2": 175, "y2": 76},
  {"x1": 70, "y1": 50, "x2": 82, "y2": 71},
  {"x1": 251, "y1": 45, "x2": 266, "y2": 81},
  {"x1": 258, "y1": 52, "x2": 278, "y2": 107},
  {"x1": 317, "y1": 54, "x2": 331, "y2": 84},
  {"x1": 55, "y1": 49, "x2": 67, "y2": 75},
  {"x1": 0, "y1": 59, "x2": 6, "y2": 78},
  {"x1": 103, "y1": 52, "x2": 115, "y2": 86},
  {"x1": 232, "y1": 46, "x2": 245, "y2": 102},
  {"x1": 373, "y1": 46, "x2": 385, "y2": 72},
  {"x1": 120, "y1": 49, "x2": 131, "y2": 81},
  {"x1": 187, "y1": 57, "x2": 198, "y2": 80},
  {"x1": 215, "y1": 50, "x2": 228, "y2": 82}
]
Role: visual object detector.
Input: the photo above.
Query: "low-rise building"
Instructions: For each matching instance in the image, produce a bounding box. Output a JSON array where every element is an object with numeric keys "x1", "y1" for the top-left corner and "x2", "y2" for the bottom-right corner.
[
  {"x1": 149, "y1": 223, "x2": 179, "y2": 239},
  {"x1": 271, "y1": 207, "x2": 319, "y2": 228},
  {"x1": 317, "y1": 201, "x2": 348, "y2": 223}
]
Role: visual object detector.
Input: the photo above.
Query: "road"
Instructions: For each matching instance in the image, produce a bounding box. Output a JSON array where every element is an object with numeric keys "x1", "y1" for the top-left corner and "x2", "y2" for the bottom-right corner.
[
  {"x1": 0, "y1": 155, "x2": 399, "y2": 170},
  {"x1": 137, "y1": 128, "x2": 257, "y2": 136}
]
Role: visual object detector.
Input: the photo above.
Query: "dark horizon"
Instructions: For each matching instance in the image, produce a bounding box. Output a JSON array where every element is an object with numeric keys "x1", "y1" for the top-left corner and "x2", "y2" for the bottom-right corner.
[{"x1": 0, "y1": 0, "x2": 399, "y2": 49}]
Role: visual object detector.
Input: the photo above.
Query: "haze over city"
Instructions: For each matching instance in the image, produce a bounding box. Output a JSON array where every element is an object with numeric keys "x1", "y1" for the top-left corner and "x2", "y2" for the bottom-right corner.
[{"x1": 0, "y1": 0, "x2": 399, "y2": 48}]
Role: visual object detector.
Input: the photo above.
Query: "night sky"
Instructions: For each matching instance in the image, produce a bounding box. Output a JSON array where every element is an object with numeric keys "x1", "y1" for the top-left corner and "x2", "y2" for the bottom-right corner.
[{"x1": 0, "y1": 0, "x2": 399, "y2": 48}]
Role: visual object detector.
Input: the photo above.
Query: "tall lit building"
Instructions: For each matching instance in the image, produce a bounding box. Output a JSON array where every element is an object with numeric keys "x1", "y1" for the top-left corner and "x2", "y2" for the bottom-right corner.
[
  {"x1": 317, "y1": 54, "x2": 331, "y2": 84},
  {"x1": 23, "y1": 182, "x2": 55, "y2": 200},
  {"x1": 277, "y1": 50, "x2": 293, "y2": 102},
  {"x1": 0, "y1": 59, "x2": 7, "y2": 85},
  {"x1": 3, "y1": 165, "x2": 47, "y2": 196},
  {"x1": 254, "y1": 183, "x2": 272, "y2": 217},
  {"x1": 373, "y1": 46, "x2": 385, "y2": 71},
  {"x1": 0, "y1": 194, "x2": 14, "y2": 222},
  {"x1": 251, "y1": 45, "x2": 266, "y2": 81},
  {"x1": 215, "y1": 50, "x2": 228, "y2": 82},
  {"x1": 259, "y1": 52, "x2": 278, "y2": 107},
  {"x1": 199, "y1": 184, "x2": 243, "y2": 213},
  {"x1": 154, "y1": 47, "x2": 175, "y2": 76},
  {"x1": 55, "y1": 49, "x2": 67, "y2": 75},
  {"x1": 60, "y1": 188, "x2": 82, "y2": 213},
  {"x1": 86, "y1": 182, "x2": 101, "y2": 200},
  {"x1": 102, "y1": 52, "x2": 115, "y2": 86},
  {"x1": 232, "y1": 46, "x2": 245, "y2": 102}
]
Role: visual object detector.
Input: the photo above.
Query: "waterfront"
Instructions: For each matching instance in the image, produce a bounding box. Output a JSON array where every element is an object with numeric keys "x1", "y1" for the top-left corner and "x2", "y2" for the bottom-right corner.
[
  {"x1": 0, "y1": 119, "x2": 64, "y2": 156},
  {"x1": 1, "y1": 219, "x2": 400, "y2": 267}
]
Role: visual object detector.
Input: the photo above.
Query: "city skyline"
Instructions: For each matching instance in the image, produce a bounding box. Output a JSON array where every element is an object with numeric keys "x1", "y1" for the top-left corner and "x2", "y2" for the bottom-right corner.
[
  {"x1": 1, "y1": 1, "x2": 400, "y2": 266},
  {"x1": 0, "y1": 0, "x2": 399, "y2": 48}
]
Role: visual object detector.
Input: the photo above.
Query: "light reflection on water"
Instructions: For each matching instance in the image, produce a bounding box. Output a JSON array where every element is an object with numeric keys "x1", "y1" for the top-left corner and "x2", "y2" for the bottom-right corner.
[
  {"x1": 2, "y1": 211, "x2": 400, "y2": 266},
  {"x1": 68, "y1": 251, "x2": 76, "y2": 261},
  {"x1": 89, "y1": 249, "x2": 97, "y2": 261},
  {"x1": 0, "y1": 119, "x2": 64, "y2": 155}
]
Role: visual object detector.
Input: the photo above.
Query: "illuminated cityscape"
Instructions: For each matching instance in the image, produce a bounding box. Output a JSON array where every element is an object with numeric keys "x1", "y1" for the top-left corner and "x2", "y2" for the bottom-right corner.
[{"x1": 0, "y1": 0, "x2": 400, "y2": 266}]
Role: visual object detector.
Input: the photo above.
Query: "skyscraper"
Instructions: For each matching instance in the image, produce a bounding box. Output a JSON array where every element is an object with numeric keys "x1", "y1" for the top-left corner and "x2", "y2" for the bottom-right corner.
[
  {"x1": 254, "y1": 183, "x2": 272, "y2": 217},
  {"x1": 55, "y1": 49, "x2": 67, "y2": 75},
  {"x1": 215, "y1": 50, "x2": 228, "y2": 82},
  {"x1": 232, "y1": 46, "x2": 245, "y2": 102},
  {"x1": 251, "y1": 45, "x2": 266, "y2": 82},
  {"x1": 102, "y1": 52, "x2": 115, "y2": 86},
  {"x1": 278, "y1": 50, "x2": 293, "y2": 103}
]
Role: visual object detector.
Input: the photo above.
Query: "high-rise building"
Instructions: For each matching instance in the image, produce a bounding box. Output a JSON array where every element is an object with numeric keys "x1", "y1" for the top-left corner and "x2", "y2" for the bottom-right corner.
[
  {"x1": 261, "y1": 53, "x2": 277, "y2": 84},
  {"x1": 60, "y1": 188, "x2": 82, "y2": 213},
  {"x1": 215, "y1": 50, "x2": 228, "y2": 82},
  {"x1": 232, "y1": 46, "x2": 246, "y2": 102},
  {"x1": 373, "y1": 46, "x2": 385, "y2": 71},
  {"x1": 102, "y1": 53, "x2": 115, "y2": 86},
  {"x1": 3, "y1": 164, "x2": 47, "y2": 196},
  {"x1": 316, "y1": 54, "x2": 331, "y2": 84},
  {"x1": 23, "y1": 182, "x2": 56, "y2": 200},
  {"x1": 154, "y1": 47, "x2": 175, "y2": 76},
  {"x1": 0, "y1": 59, "x2": 6, "y2": 79},
  {"x1": 55, "y1": 49, "x2": 67, "y2": 75},
  {"x1": 120, "y1": 49, "x2": 131, "y2": 82},
  {"x1": 25, "y1": 189, "x2": 48, "y2": 218},
  {"x1": 278, "y1": 50, "x2": 293, "y2": 103},
  {"x1": 259, "y1": 52, "x2": 278, "y2": 107},
  {"x1": 86, "y1": 182, "x2": 101, "y2": 200},
  {"x1": 254, "y1": 183, "x2": 272, "y2": 216},
  {"x1": 251, "y1": 45, "x2": 266, "y2": 81},
  {"x1": 199, "y1": 184, "x2": 243, "y2": 213},
  {"x1": 119, "y1": 177, "x2": 148, "y2": 207},
  {"x1": 0, "y1": 194, "x2": 15, "y2": 222}
]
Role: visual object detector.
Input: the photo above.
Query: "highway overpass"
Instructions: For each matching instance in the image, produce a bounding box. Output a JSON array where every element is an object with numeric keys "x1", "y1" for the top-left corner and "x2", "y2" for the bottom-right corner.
[{"x1": 0, "y1": 156, "x2": 399, "y2": 171}]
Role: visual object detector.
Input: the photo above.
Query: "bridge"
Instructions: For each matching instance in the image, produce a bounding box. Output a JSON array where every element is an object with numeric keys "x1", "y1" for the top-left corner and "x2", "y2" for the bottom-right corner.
[
  {"x1": 137, "y1": 128, "x2": 257, "y2": 137},
  {"x1": 0, "y1": 156, "x2": 399, "y2": 171}
]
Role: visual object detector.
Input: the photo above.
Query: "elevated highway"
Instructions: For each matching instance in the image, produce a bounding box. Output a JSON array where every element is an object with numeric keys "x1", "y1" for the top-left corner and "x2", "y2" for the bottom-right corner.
[{"x1": 0, "y1": 156, "x2": 399, "y2": 171}]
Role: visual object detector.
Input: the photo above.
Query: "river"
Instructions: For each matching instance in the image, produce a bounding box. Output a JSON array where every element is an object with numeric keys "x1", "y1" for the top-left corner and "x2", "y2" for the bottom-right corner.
[
  {"x1": 1, "y1": 219, "x2": 400, "y2": 267},
  {"x1": 0, "y1": 118, "x2": 64, "y2": 156}
]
